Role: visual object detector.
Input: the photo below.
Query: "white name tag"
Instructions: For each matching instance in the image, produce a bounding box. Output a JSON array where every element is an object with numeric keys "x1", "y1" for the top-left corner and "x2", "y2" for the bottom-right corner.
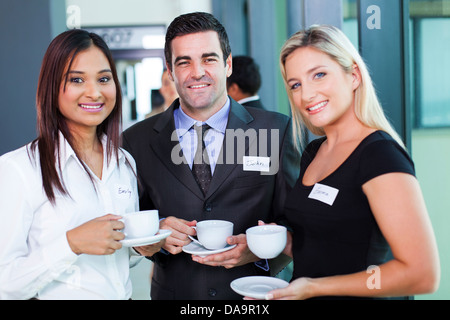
[
  {"x1": 308, "y1": 183, "x2": 339, "y2": 206},
  {"x1": 116, "y1": 184, "x2": 132, "y2": 199},
  {"x1": 243, "y1": 156, "x2": 270, "y2": 172}
]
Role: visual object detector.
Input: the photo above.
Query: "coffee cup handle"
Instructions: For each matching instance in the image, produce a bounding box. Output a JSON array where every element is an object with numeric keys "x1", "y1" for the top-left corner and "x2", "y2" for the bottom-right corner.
[{"x1": 188, "y1": 227, "x2": 203, "y2": 246}]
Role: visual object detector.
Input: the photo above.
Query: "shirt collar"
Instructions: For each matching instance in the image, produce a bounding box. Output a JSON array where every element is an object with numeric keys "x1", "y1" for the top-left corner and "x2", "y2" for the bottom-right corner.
[
  {"x1": 238, "y1": 95, "x2": 260, "y2": 105},
  {"x1": 58, "y1": 131, "x2": 76, "y2": 171},
  {"x1": 57, "y1": 131, "x2": 122, "y2": 171},
  {"x1": 174, "y1": 98, "x2": 230, "y2": 137}
]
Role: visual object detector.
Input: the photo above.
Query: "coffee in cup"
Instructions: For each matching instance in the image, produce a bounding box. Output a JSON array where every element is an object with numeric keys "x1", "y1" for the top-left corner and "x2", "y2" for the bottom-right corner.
[
  {"x1": 246, "y1": 225, "x2": 287, "y2": 259},
  {"x1": 121, "y1": 210, "x2": 159, "y2": 239}
]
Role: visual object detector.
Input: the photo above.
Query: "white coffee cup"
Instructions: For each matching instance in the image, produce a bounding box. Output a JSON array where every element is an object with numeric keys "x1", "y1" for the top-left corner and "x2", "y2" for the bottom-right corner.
[
  {"x1": 121, "y1": 210, "x2": 159, "y2": 239},
  {"x1": 192, "y1": 220, "x2": 234, "y2": 250},
  {"x1": 246, "y1": 225, "x2": 287, "y2": 259}
]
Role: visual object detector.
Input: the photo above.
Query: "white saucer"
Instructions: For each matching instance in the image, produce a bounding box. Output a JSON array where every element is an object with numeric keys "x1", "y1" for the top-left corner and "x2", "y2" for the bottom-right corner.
[
  {"x1": 182, "y1": 241, "x2": 236, "y2": 257},
  {"x1": 230, "y1": 276, "x2": 289, "y2": 299},
  {"x1": 121, "y1": 229, "x2": 172, "y2": 247}
]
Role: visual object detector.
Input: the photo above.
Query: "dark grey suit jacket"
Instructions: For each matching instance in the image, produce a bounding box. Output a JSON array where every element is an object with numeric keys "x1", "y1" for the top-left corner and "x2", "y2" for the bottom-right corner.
[
  {"x1": 122, "y1": 98, "x2": 300, "y2": 300},
  {"x1": 242, "y1": 98, "x2": 265, "y2": 110}
]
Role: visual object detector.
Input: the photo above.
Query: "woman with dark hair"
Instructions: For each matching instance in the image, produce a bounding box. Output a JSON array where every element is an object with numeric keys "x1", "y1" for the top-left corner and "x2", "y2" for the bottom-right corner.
[{"x1": 0, "y1": 29, "x2": 161, "y2": 300}]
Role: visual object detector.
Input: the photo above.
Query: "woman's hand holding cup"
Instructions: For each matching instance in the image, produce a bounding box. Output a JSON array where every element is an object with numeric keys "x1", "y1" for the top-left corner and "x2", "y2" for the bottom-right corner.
[{"x1": 66, "y1": 214, "x2": 125, "y2": 256}]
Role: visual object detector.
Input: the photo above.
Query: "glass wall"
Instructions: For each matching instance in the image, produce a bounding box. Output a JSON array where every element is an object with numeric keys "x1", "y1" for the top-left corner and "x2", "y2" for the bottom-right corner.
[
  {"x1": 342, "y1": 0, "x2": 359, "y2": 47},
  {"x1": 410, "y1": 1, "x2": 450, "y2": 128},
  {"x1": 343, "y1": 0, "x2": 450, "y2": 299},
  {"x1": 410, "y1": 0, "x2": 450, "y2": 300}
]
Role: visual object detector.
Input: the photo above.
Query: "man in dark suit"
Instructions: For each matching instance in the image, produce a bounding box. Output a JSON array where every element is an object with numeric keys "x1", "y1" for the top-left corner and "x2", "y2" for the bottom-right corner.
[
  {"x1": 227, "y1": 56, "x2": 265, "y2": 110},
  {"x1": 122, "y1": 12, "x2": 299, "y2": 300}
]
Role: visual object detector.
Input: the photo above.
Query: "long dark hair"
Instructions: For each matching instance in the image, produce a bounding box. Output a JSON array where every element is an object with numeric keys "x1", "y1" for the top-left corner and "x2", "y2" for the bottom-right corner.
[{"x1": 30, "y1": 29, "x2": 123, "y2": 204}]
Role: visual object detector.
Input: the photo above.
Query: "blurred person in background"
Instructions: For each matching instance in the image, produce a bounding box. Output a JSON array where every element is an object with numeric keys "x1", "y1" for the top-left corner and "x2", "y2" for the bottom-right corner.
[
  {"x1": 147, "y1": 69, "x2": 179, "y2": 118},
  {"x1": 227, "y1": 55, "x2": 265, "y2": 110}
]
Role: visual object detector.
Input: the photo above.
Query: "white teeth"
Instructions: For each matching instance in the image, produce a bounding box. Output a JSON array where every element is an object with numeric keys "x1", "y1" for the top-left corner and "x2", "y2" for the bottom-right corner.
[
  {"x1": 80, "y1": 104, "x2": 103, "y2": 109},
  {"x1": 308, "y1": 101, "x2": 327, "y2": 111},
  {"x1": 189, "y1": 84, "x2": 208, "y2": 89}
]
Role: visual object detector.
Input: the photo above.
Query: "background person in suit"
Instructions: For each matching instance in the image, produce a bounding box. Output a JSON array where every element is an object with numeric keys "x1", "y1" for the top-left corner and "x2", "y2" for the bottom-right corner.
[
  {"x1": 227, "y1": 55, "x2": 265, "y2": 110},
  {"x1": 122, "y1": 12, "x2": 299, "y2": 299}
]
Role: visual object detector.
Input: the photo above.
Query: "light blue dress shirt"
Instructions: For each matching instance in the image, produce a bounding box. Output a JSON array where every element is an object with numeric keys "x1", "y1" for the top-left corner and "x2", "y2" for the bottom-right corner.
[{"x1": 173, "y1": 98, "x2": 230, "y2": 175}]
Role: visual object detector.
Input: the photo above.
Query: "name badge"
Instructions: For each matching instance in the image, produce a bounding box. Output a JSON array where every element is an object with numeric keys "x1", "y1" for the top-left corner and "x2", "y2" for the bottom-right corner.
[
  {"x1": 243, "y1": 156, "x2": 270, "y2": 172},
  {"x1": 116, "y1": 184, "x2": 132, "y2": 199},
  {"x1": 308, "y1": 183, "x2": 339, "y2": 206}
]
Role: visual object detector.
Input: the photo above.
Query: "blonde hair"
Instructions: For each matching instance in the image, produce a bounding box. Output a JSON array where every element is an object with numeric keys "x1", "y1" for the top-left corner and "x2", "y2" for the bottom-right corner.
[{"x1": 280, "y1": 25, "x2": 405, "y2": 151}]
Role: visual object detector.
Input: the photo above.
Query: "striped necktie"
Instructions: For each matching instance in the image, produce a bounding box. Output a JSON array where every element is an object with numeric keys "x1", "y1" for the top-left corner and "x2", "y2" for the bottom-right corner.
[{"x1": 192, "y1": 124, "x2": 212, "y2": 195}]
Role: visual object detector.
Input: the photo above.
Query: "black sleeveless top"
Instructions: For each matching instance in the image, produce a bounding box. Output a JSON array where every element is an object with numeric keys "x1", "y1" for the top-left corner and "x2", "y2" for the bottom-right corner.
[{"x1": 284, "y1": 131, "x2": 415, "y2": 299}]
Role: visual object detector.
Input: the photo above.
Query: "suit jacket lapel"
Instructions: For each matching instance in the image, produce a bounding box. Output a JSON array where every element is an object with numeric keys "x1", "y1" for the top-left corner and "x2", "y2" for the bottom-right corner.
[
  {"x1": 150, "y1": 100, "x2": 256, "y2": 200},
  {"x1": 150, "y1": 103, "x2": 205, "y2": 200},
  {"x1": 206, "y1": 100, "x2": 254, "y2": 198}
]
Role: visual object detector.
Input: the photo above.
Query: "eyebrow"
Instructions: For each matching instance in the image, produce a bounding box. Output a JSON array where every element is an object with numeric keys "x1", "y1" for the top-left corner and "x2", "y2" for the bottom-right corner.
[
  {"x1": 307, "y1": 65, "x2": 327, "y2": 74},
  {"x1": 67, "y1": 69, "x2": 112, "y2": 75},
  {"x1": 174, "y1": 52, "x2": 220, "y2": 64},
  {"x1": 287, "y1": 65, "x2": 327, "y2": 83},
  {"x1": 202, "y1": 52, "x2": 220, "y2": 59}
]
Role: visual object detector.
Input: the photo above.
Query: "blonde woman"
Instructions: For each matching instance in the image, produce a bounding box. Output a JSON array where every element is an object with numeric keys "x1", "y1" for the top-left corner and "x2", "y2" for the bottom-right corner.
[{"x1": 264, "y1": 25, "x2": 439, "y2": 300}]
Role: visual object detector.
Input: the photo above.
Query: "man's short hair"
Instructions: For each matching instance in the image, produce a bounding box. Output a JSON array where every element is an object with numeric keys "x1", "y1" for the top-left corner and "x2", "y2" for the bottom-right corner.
[
  {"x1": 164, "y1": 12, "x2": 231, "y2": 70},
  {"x1": 227, "y1": 56, "x2": 261, "y2": 96}
]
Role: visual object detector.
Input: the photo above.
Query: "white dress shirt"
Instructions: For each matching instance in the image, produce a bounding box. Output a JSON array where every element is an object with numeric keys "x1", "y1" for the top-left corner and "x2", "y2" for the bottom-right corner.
[
  {"x1": 237, "y1": 95, "x2": 260, "y2": 105},
  {"x1": 0, "y1": 134, "x2": 141, "y2": 300}
]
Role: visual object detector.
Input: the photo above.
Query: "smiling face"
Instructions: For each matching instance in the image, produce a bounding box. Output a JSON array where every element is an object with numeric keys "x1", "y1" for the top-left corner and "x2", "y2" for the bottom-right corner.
[
  {"x1": 58, "y1": 46, "x2": 116, "y2": 135},
  {"x1": 167, "y1": 31, "x2": 232, "y2": 120},
  {"x1": 285, "y1": 46, "x2": 361, "y2": 131}
]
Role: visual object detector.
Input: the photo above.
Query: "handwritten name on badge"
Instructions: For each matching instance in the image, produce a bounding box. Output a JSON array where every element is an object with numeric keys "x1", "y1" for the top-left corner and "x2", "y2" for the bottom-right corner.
[
  {"x1": 308, "y1": 183, "x2": 339, "y2": 206},
  {"x1": 243, "y1": 156, "x2": 270, "y2": 172},
  {"x1": 116, "y1": 184, "x2": 132, "y2": 199}
]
